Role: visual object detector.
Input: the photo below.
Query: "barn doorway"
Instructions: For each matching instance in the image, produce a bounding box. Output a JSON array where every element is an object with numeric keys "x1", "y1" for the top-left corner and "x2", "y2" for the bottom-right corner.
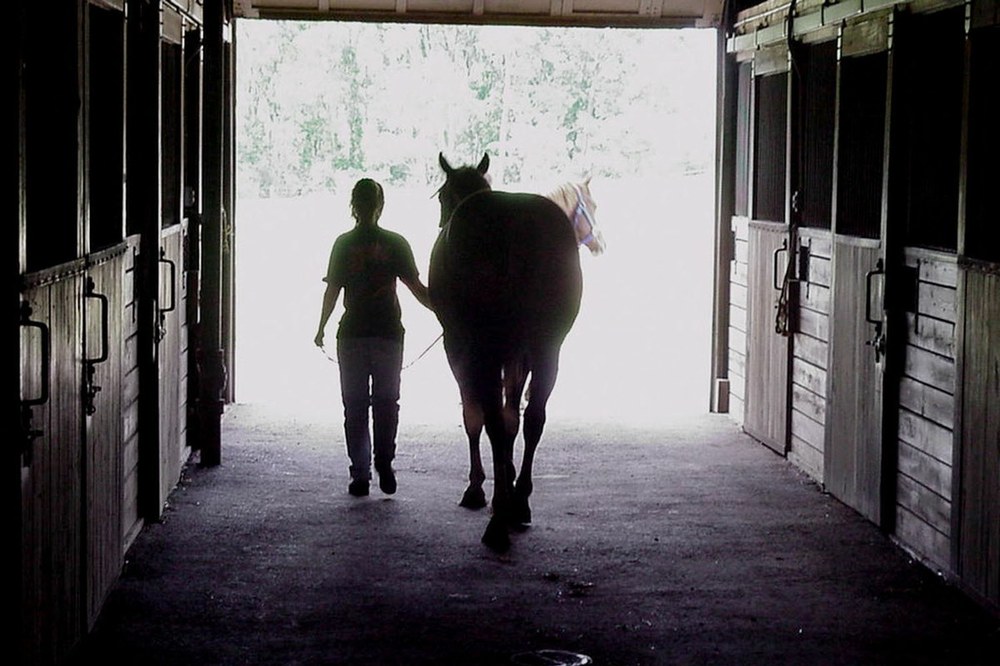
[{"x1": 234, "y1": 20, "x2": 717, "y2": 426}]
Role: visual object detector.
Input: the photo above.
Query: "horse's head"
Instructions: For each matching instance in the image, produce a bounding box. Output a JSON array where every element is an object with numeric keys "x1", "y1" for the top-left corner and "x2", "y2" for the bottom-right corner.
[
  {"x1": 436, "y1": 152, "x2": 492, "y2": 228},
  {"x1": 550, "y1": 176, "x2": 606, "y2": 256}
]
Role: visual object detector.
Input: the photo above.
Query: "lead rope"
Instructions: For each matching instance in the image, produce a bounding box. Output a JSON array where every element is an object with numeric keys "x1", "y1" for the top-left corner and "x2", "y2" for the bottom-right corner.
[
  {"x1": 319, "y1": 331, "x2": 443, "y2": 371},
  {"x1": 775, "y1": 254, "x2": 794, "y2": 336}
]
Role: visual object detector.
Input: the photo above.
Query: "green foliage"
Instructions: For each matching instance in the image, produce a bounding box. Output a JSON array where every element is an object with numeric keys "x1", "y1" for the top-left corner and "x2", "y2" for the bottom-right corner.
[{"x1": 235, "y1": 21, "x2": 716, "y2": 198}]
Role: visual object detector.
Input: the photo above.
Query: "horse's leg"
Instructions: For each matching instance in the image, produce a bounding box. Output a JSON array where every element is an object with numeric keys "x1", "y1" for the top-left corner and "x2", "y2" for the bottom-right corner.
[
  {"x1": 459, "y1": 389, "x2": 487, "y2": 509},
  {"x1": 477, "y1": 362, "x2": 513, "y2": 552},
  {"x1": 512, "y1": 349, "x2": 560, "y2": 525},
  {"x1": 502, "y1": 362, "x2": 529, "y2": 525}
]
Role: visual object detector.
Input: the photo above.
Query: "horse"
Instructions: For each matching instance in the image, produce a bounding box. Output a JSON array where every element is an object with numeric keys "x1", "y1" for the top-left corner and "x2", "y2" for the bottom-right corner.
[
  {"x1": 546, "y1": 178, "x2": 606, "y2": 256},
  {"x1": 429, "y1": 152, "x2": 583, "y2": 552}
]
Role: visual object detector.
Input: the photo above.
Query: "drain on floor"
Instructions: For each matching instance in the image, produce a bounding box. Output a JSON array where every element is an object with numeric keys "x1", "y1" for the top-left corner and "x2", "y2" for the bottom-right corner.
[{"x1": 510, "y1": 649, "x2": 593, "y2": 665}]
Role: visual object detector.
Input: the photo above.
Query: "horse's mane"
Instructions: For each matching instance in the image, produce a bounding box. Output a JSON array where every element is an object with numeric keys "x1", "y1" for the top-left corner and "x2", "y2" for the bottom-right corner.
[{"x1": 545, "y1": 182, "x2": 578, "y2": 217}]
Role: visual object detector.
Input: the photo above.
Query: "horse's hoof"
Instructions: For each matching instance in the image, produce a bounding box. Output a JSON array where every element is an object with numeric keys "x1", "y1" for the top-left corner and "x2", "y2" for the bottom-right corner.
[
  {"x1": 459, "y1": 487, "x2": 487, "y2": 510},
  {"x1": 510, "y1": 501, "x2": 532, "y2": 527},
  {"x1": 481, "y1": 518, "x2": 511, "y2": 553}
]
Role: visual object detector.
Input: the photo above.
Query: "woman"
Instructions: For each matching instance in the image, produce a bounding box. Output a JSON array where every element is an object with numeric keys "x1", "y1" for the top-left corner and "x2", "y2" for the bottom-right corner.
[{"x1": 314, "y1": 178, "x2": 433, "y2": 496}]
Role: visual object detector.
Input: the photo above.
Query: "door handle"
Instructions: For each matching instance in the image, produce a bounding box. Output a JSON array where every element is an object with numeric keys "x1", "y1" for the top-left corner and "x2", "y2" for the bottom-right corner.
[
  {"x1": 864, "y1": 258, "x2": 886, "y2": 363},
  {"x1": 84, "y1": 277, "x2": 110, "y2": 415},
  {"x1": 773, "y1": 240, "x2": 789, "y2": 291},
  {"x1": 20, "y1": 300, "x2": 50, "y2": 464},
  {"x1": 865, "y1": 258, "x2": 885, "y2": 325}
]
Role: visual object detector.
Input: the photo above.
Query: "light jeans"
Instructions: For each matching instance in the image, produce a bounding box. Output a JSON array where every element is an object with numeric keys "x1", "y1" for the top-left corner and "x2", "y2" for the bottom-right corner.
[{"x1": 336, "y1": 337, "x2": 403, "y2": 482}]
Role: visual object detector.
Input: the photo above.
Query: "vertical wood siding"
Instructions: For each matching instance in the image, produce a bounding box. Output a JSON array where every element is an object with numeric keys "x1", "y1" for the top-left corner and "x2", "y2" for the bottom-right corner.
[
  {"x1": 743, "y1": 221, "x2": 789, "y2": 452},
  {"x1": 122, "y1": 236, "x2": 143, "y2": 550},
  {"x1": 826, "y1": 239, "x2": 883, "y2": 524},
  {"x1": 158, "y1": 227, "x2": 191, "y2": 507},
  {"x1": 729, "y1": 216, "x2": 749, "y2": 424},
  {"x1": 958, "y1": 266, "x2": 1000, "y2": 606},
  {"x1": 20, "y1": 271, "x2": 84, "y2": 665},
  {"x1": 85, "y1": 253, "x2": 126, "y2": 629},
  {"x1": 894, "y1": 251, "x2": 957, "y2": 569},
  {"x1": 789, "y1": 230, "x2": 832, "y2": 481}
]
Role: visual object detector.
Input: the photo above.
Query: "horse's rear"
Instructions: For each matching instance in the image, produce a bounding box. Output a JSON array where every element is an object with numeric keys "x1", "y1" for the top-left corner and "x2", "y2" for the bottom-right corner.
[{"x1": 430, "y1": 154, "x2": 582, "y2": 551}]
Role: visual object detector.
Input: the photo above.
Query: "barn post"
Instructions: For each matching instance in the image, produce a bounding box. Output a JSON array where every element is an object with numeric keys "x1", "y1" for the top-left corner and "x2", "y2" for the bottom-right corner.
[
  {"x1": 711, "y1": 20, "x2": 737, "y2": 413},
  {"x1": 197, "y1": 0, "x2": 230, "y2": 466},
  {"x1": 127, "y1": 0, "x2": 165, "y2": 519},
  {"x1": 9, "y1": 2, "x2": 27, "y2": 661}
]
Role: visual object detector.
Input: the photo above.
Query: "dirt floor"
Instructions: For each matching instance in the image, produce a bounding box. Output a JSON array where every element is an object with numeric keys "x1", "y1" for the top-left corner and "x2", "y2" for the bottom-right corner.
[{"x1": 70, "y1": 404, "x2": 999, "y2": 666}]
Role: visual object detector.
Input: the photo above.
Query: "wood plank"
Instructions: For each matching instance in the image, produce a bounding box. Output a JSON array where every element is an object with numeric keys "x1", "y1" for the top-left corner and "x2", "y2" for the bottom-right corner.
[
  {"x1": 793, "y1": 334, "x2": 828, "y2": 370},
  {"x1": 789, "y1": 434, "x2": 824, "y2": 482},
  {"x1": 898, "y1": 408, "x2": 954, "y2": 465},
  {"x1": 898, "y1": 439, "x2": 952, "y2": 499},
  {"x1": 958, "y1": 268, "x2": 1000, "y2": 605},
  {"x1": 897, "y1": 472, "x2": 951, "y2": 537},
  {"x1": 825, "y1": 240, "x2": 882, "y2": 524},
  {"x1": 729, "y1": 367, "x2": 746, "y2": 400},
  {"x1": 734, "y1": 237, "x2": 749, "y2": 265},
  {"x1": 729, "y1": 393, "x2": 745, "y2": 426},
  {"x1": 792, "y1": 382, "x2": 825, "y2": 424},
  {"x1": 729, "y1": 347, "x2": 746, "y2": 380},
  {"x1": 905, "y1": 251, "x2": 959, "y2": 288},
  {"x1": 896, "y1": 504, "x2": 951, "y2": 570},
  {"x1": 797, "y1": 307, "x2": 830, "y2": 341},
  {"x1": 791, "y1": 406, "x2": 825, "y2": 452},
  {"x1": 731, "y1": 282, "x2": 748, "y2": 309},
  {"x1": 904, "y1": 345, "x2": 956, "y2": 394},
  {"x1": 730, "y1": 302, "x2": 747, "y2": 334},
  {"x1": 799, "y1": 282, "x2": 831, "y2": 314},
  {"x1": 799, "y1": 230, "x2": 833, "y2": 259},
  {"x1": 732, "y1": 215, "x2": 749, "y2": 240},
  {"x1": 898, "y1": 376, "x2": 955, "y2": 430},
  {"x1": 792, "y1": 356, "x2": 828, "y2": 398},
  {"x1": 917, "y1": 282, "x2": 957, "y2": 323},
  {"x1": 732, "y1": 259, "x2": 748, "y2": 286},
  {"x1": 905, "y1": 312, "x2": 955, "y2": 359},
  {"x1": 805, "y1": 255, "x2": 832, "y2": 287},
  {"x1": 729, "y1": 327, "x2": 747, "y2": 356}
]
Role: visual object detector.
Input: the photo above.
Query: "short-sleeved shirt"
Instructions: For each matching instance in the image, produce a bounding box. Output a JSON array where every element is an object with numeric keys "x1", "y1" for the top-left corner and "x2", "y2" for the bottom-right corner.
[{"x1": 323, "y1": 225, "x2": 420, "y2": 341}]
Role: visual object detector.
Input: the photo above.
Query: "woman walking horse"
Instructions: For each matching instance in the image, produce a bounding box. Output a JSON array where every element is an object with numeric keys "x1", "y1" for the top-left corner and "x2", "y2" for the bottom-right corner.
[{"x1": 429, "y1": 152, "x2": 583, "y2": 552}]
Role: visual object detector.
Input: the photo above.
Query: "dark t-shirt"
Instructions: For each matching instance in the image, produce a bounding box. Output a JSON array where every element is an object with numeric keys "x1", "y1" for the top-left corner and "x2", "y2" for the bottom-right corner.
[{"x1": 323, "y1": 225, "x2": 420, "y2": 341}]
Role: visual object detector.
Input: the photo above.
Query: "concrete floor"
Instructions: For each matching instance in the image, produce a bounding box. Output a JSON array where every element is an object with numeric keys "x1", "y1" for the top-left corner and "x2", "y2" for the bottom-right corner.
[{"x1": 70, "y1": 404, "x2": 999, "y2": 665}]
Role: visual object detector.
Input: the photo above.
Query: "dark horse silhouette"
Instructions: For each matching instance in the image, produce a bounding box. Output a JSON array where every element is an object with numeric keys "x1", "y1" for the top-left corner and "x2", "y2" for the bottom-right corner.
[{"x1": 429, "y1": 153, "x2": 583, "y2": 552}]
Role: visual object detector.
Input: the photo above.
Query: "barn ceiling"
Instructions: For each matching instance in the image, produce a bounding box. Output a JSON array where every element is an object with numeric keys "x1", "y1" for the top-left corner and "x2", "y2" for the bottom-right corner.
[{"x1": 233, "y1": 0, "x2": 724, "y2": 29}]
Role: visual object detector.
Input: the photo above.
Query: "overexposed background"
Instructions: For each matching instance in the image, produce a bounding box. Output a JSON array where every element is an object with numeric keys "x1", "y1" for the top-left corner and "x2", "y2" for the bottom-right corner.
[{"x1": 234, "y1": 22, "x2": 717, "y2": 427}]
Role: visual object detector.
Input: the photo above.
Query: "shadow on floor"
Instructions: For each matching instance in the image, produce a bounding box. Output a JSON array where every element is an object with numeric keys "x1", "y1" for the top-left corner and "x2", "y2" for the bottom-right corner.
[{"x1": 71, "y1": 404, "x2": 999, "y2": 665}]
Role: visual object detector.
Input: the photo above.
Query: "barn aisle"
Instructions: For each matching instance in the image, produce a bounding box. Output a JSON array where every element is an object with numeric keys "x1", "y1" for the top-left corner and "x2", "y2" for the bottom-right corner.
[{"x1": 69, "y1": 403, "x2": 998, "y2": 665}]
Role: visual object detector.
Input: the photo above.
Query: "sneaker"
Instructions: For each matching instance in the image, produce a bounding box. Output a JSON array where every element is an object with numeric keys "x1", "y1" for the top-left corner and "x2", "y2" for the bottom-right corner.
[
  {"x1": 348, "y1": 479, "x2": 369, "y2": 497},
  {"x1": 376, "y1": 465, "x2": 396, "y2": 495}
]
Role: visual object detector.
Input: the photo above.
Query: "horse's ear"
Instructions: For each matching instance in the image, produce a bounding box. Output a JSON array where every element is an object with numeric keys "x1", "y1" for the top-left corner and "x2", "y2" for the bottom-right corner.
[
  {"x1": 439, "y1": 152, "x2": 454, "y2": 175},
  {"x1": 477, "y1": 153, "x2": 490, "y2": 175},
  {"x1": 583, "y1": 174, "x2": 592, "y2": 186}
]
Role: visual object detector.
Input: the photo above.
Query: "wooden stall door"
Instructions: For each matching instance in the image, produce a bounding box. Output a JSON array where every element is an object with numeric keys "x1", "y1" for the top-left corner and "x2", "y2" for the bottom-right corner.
[
  {"x1": 958, "y1": 269, "x2": 1000, "y2": 606},
  {"x1": 743, "y1": 221, "x2": 790, "y2": 453},
  {"x1": 157, "y1": 229, "x2": 190, "y2": 507},
  {"x1": 20, "y1": 273, "x2": 85, "y2": 664},
  {"x1": 83, "y1": 255, "x2": 126, "y2": 629},
  {"x1": 826, "y1": 239, "x2": 884, "y2": 524}
]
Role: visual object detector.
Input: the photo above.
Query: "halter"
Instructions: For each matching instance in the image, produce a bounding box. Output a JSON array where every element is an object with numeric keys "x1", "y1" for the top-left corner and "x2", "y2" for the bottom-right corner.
[{"x1": 570, "y1": 183, "x2": 597, "y2": 246}]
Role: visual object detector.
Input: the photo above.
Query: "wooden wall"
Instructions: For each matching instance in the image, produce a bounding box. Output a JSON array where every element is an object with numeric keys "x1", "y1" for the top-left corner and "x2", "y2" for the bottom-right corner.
[
  {"x1": 158, "y1": 226, "x2": 190, "y2": 508},
  {"x1": 728, "y1": 215, "x2": 749, "y2": 425},
  {"x1": 122, "y1": 236, "x2": 143, "y2": 551},
  {"x1": 84, "y1": 248, "x2": 127, "y2": 629},
  {"x1": 743, "y1": 220, "x2": 789, "y2": 453},
  {"x1": 20, "y1": 267, "x2": 85, "y2": 665},
  {"x1": 894, "y1": 250, "x2": 958, "y2": 569},
  {"x1": 788, "y1": 230, "x2": 832, "y2": 483},
  {"x1": 957, "y1": 265, "x2": 1000, "y2": 606}
]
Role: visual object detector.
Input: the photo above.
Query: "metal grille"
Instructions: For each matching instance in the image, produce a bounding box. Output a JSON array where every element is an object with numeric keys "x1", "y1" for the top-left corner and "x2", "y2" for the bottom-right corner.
[
  {"x1": 753, "y1": 71, "x2": 787, "y2": 223},
  {"x1": 966, "y1": 25, "x2": 1000, "y2": 262},
  {"x1": 797, "y1": 40, "x2": 836, "y2": 229},
  {"x1": 835, "y1": 52, "x2": 886, "y2": 239},
  {"x1": 735, "y1": 61, "x2": 752, "y2": 217}
]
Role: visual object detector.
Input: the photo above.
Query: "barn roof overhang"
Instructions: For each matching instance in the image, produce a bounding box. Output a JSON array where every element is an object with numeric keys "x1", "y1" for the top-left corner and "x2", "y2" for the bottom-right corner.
[{"x1": 233, "y1": 0, "x2": 725, "y2": 29}]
